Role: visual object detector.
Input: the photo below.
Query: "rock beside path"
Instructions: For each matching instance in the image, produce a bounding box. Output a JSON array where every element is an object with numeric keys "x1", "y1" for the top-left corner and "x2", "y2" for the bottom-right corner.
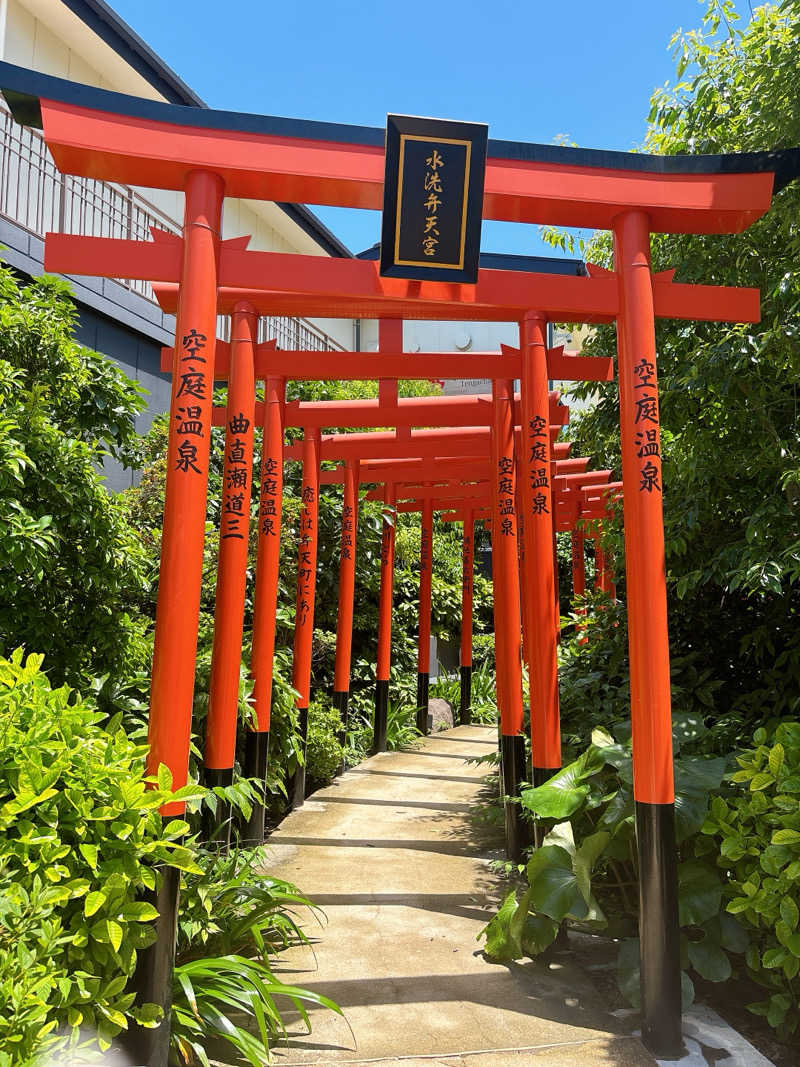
[{"x1": 429, "y1": 696, "x2": 453, "y2": 732}]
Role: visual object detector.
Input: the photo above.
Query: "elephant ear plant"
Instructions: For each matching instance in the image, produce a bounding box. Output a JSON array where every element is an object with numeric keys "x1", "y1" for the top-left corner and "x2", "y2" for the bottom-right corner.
[{"x1": 478, "y1": 717, "x2": 746, "y2": 1010}]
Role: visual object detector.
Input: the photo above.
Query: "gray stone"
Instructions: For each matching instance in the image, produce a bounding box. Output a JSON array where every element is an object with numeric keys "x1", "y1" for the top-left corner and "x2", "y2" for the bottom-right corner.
[{"x1": 429, "y1": 696, "x2": 454, "y2": 732}]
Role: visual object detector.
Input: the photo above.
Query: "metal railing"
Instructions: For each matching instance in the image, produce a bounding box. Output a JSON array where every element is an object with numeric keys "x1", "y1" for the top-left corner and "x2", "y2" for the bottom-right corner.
[
  {"x1": 215, "y1": 311, "x2": 349, "y2": 351},
  {"x1": 0, "y1": 101, "x2": 346, "y2": 351}
]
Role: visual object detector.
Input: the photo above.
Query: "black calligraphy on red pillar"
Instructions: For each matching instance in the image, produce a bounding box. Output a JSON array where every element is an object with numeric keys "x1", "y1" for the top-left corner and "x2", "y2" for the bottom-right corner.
[
  {"x1": 176, "y1": 438, "x2": 201, "y2": 474},
  {"x1": 259, "y1": 456, "x2": 279, "y2": 537},
  {"x1": 296, "y1": 492, "x2": 316, "y2": 628},
  {"x1": 174, "y1": 328, "x2": 209, "y2": 476},
  {"x1": 526, "y1": 414, "x2": 550, "y2": 515},
  {"x1": 632, "y1": 356, "x2": 663, "y2": 494},
  {"x1": 420, "y1": 522, "x2": 431, "y2": 575},
  {"x1": 221, "y1": 411, "x2": 251, "y2": 540},
  {"x1": 572, "y1": 537, "x2": 582, "y2": 569},
  {"x1": 341, "y1": 503, "x2": 354, "y2": 561},
  {"x1": 462, "y1": 533, "x2": 473, "y2": 596},
  {"x1": 181, "y1": 329, "x2": 207, "y2": 363},
  {"x1": 497, "y1": 456, "x2": 516, "y2": 536}
]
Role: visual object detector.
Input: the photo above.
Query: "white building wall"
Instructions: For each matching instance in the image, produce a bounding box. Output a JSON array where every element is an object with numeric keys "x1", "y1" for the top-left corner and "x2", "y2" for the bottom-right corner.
[
  {"x1": 1, "y1": 0, "x2": 355, "y2": 350},
  {"x1": 358, "y1": 318, "x2": 519, "y2": 392}
]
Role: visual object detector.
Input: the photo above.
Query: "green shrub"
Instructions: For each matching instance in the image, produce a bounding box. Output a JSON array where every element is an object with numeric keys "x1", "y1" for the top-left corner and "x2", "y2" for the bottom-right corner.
[
  {"x1": 344, "y1": 680, "x2": 420, "y2": 755},
  {"x1": 703, "y1": 721, "x2": 800, "y2": 1036},
  {"x1": 429, "y1": 672, "x2": 460, "y2": 709},
  {"x1": 306, "y1": 698, "x2": 345, "y2": 790},
  {"x1": 430, "y1": 664, "x2": 498, "y2": 727},
  {"x1": 472, "y1": 633, "x2": 495, "y2": 668},
  {"x1": 177, "y1": 846, "x2": 313, "y2": 962},
  {"x1": 0, "y1": 649, "x2": 199, "y2": 1062},
  {"x1": 469, "y1": 661, "x2": 499, "y2": 725},
  {"x1": 171, "y1": 953, "x2": 342, "y2": 1067},
  {"x1": 384, "y1": 700, "x2": 421, "y2": 750},
  {"x1": 0, "y1": 267, "x2": 149, "y2": 687}
]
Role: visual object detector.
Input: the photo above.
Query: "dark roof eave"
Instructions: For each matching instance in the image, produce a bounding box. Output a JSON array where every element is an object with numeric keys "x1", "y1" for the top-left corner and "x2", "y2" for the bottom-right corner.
[
  {"x1": 3, "y1": 57, "x2": 798, "y2": 196},
  {"x1": 277, "y1": 202, "x2": 351, "y2": 258},
  {"x1": 59, "y1": 0, "x2": 205, "y2": 107}
]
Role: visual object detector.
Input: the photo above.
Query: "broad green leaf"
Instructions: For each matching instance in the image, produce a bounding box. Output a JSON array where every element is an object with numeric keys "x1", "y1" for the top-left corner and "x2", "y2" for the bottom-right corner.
[
  {"x1": 679, "y1": 862, "x2": 723, "y2": 926},
  {"x1": 763, "y1": 948, "x2": 787, "y2": 969},
  {"x1": 772, "y1": 829, "x2": 800, "y2": 845},
  {"x1": 520, "y1": 781, "x2": 588, "y2": 820},
  {"x1": 688, "y1": 938, "x2": 731, "y2": 982},
  {"x1": 769, "y1": 743, "x2": 785, "y2": 778},
  {"x1": 79, "y1": 843, "x2": 99, "y2": 870},
  {"x1": 157, "y1": 764, "x2": 173, "y2": 793},
  {"x1": 521, "y1": 912, "x2": 559, "y2": 956},
  {"x1": 749, "y1": 772, "x2": 774, "y2": 792},
  {"x1": 718, "y1": 913, "x2": 749, "y2": 955},
  {"x1": 120, "y1": 901, "x2": 159, "y2": 922},
  {"x1": 479, "y1": 890, "x2": 522, "y2": 962},
  {"x1": 528, "y1": 845, "x2": 588, "y2": 921},
  {"x1": 573, "y1": 831, "x2": 610, "y2": 903},
  {"x1": 84, "y1": 891, "x2": 106, "y2": 917},
  {"x1": 106, "y1": 920, "x2": 123, "y2": 953},
  {"x1": 780, "y1": 897, "x2": 799, "y2": 932}
]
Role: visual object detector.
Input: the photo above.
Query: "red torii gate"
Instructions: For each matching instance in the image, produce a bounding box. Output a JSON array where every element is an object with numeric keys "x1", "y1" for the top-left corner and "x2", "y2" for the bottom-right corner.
[
  {"x1": 321, "y1": 451, "x2": 592, "y2": 726},
  {"x1": 189, "y1": 319, "x2": 581, "y2": 829},
  {"x1": 5, "y1": 56, "x2": 794, "y2": 1058},
  {"x1": 279, "y1": 403, "x2": 571, "y2": 811},
  {"x1": 194, "y1": 310, "x2": 583, "y2": 834},
  {"x1": 361, "y1": 461, "x2": 601, "y2": 725},
  {"x1": 187, "y1": 300, "x2": 583, "y2": 831}
]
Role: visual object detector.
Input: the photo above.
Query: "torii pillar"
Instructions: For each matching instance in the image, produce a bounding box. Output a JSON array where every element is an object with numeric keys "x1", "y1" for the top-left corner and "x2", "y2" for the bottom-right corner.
[
  {"x1": 374, "y1": 480, "x2": 396, "y2": 752},
  {"x1": 202, "y1": 301, "x2": 256, "y2": 849},
  {"x1": 491, "y1": 378, "x2": 526, "y2": 860},
  {"x1": 290, "y1": 427, "x2": 321, "y2": 808},
  {"x1": 416, "y1": 498, "x2": 434, "y2": 734},
  {"x1": 460, "y1": 509, "x2": 475, "y2": 724},
  {"x1": 615, "y1": 209, "x2": 681, "y2": 1057},
  {"x1": 141, "y1": 170, "x2": 224, "y2": 1067},
  {"x1": 243, "y1": 372, "x2": 286, "y2": 843},
  {"x1": 519, "y1": 313, "x2": 562, "y2": 796},
  {"x1": 333, "y1": 458, "x2": 360, "y2": 759}
]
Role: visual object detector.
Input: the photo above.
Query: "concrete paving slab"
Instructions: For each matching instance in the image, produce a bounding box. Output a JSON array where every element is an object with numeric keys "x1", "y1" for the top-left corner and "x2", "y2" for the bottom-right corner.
[
  {"x1": 281, "y1": 1035, "x2": 653, "y2": 1065},
  {"x1": 265, "y1": 725, "x2": 656, "y2": 1066}
]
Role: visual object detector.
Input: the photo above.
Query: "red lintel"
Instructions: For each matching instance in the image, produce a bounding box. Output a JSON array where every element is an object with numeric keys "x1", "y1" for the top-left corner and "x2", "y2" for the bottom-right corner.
[
  {"x1": 158, "y1": 342, "x2": 613, "y2": 383},
  {"x1": 45, "y1": 236, "x2": 760, "y2": 324},
  {"x1": 283, "y1": 425, "x2": 562, "y2": 463},
  {"x1": 317, "y1": 450, "x2": 583, "y2": 486},
  {"x1": 39, "y1": 97, "x2": 775, "y2": 234},
  {"x1": 211, "y1": 392, "x2": 568, "y2": 430}
]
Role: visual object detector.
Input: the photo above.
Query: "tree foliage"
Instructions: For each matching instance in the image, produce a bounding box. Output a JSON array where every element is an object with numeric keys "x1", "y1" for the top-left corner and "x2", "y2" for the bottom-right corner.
[
  {"x1": 0, "y1": 267, "x2": 149, "y2": 686},
  {"x1": 557, "y1": 0, "x2": 800, "y2": 743}
]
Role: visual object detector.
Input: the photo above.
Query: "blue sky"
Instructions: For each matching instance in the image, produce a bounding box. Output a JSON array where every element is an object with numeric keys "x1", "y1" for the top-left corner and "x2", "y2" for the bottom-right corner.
[{"x1": 111, "y1": 0, "x2": 716, "y2": 256}]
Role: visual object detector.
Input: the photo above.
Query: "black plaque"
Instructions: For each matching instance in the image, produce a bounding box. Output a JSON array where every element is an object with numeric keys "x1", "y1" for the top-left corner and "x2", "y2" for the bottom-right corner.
[{"x1": 380, "y1": 114, "x2": 488, "y2": 284}]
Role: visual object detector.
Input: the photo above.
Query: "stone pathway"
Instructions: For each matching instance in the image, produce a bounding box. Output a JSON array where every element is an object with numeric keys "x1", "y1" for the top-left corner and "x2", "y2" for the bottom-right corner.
[{"x1": 267, "y1": 723, "x2": 654, "y2": 1066}]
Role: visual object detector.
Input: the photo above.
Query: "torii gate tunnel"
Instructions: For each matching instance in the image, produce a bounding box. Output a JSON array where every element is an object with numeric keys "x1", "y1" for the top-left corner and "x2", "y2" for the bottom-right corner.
[{"x1": 3, "y1": 57, "x2": 797, "y2": 1063}]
